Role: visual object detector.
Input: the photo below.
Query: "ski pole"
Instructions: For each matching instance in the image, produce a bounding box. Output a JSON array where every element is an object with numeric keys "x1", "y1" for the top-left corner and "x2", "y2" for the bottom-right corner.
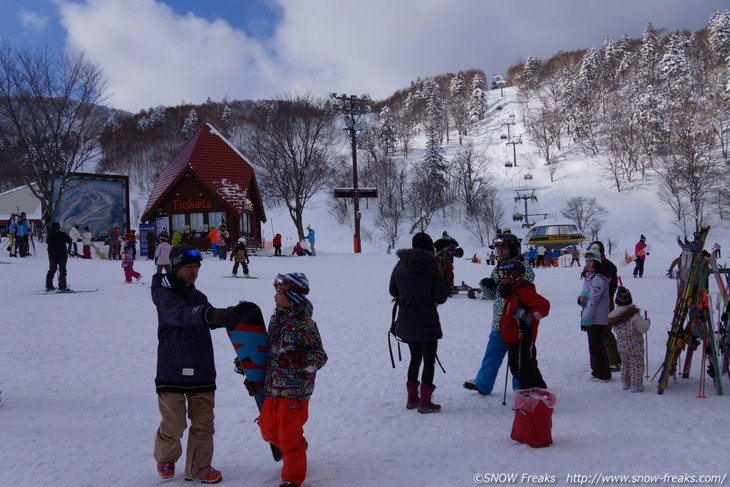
[
  {"x1": 501, "y1": 364, "x2": 509, "y2": 406},
  {"x1": 645, "y1": 310, "x2": 650, "y2": 379}
]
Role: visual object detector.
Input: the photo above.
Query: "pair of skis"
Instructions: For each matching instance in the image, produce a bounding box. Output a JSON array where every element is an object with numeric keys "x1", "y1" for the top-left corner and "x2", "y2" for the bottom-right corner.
[{"x1": 655, "y1": 226, "x2": 709, "y2": 395}]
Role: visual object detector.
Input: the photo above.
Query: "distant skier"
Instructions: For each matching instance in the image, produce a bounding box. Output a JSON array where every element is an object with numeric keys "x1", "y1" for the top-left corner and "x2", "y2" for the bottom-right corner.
[
  {"x1": 633, "y1": 235, "x2": 648, "y2": 278},
  {"x1": 122, "y1": 232, "x2": 142, "y2": 283},
  {"x1": 229, "y1": 237, "x2": 250, "y2": 277}
]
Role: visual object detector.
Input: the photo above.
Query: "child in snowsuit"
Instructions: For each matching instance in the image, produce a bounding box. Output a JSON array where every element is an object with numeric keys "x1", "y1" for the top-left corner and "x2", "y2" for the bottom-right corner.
[
  {"x1": 608, "y1": 287, "x2": 650, "y2": 392},
  {"x1": 259, "y1": 273, "x2": 327, "y2": 487},
  {"x1": 122, "y1": 233, "x2": 142, "y2": 282},
  {"x1": 229, "y1": 237, "x2": 250, "y2": 277},
  {"x1": 497, "y1": 259, "x2": 550, "y2": 390}
]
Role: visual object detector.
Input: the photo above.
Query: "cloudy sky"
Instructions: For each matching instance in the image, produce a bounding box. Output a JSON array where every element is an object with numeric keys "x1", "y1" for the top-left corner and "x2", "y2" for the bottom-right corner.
[{"x1": 0, "y1": 0, "x2": 726, "y2": 113}]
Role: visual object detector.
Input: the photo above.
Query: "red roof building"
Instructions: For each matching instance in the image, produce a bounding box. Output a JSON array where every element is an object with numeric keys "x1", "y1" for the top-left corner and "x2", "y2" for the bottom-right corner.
[{"x1": 141, "y1": 123, "x2": 266, "y2": 250}]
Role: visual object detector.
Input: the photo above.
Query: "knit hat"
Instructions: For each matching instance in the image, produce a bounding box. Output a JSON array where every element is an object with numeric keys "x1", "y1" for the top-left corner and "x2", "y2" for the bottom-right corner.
[
  {"x1": 274, "y1": 272, "x2": 310, "y2": 305},
  {"x1": 584, "y1": 250, "x2": 602, "y2": 263},
  {"x1": 616, "y1": 286, "x2": 633, "y2": 306},
  {"x1": 442, "y1": 231, "x2": 449, "y2": 237},
  {"x1": 640, "y1": 234, "x2": 646, "y2": 242},
  {"x1": 589, "y1": 241, "x2": 605, "y2": 254},
  {"x1": 412, "y1": 232, "x2": 434, "y2": 252},
  {"x1": 169, "y1": 243, "x2": 202, "y2": 274}
]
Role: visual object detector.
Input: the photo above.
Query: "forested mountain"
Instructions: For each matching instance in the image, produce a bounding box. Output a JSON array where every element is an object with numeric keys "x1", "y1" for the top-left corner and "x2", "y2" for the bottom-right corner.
[{"x1": 4, "y1": 11, "x2": 726, "y2": 241}]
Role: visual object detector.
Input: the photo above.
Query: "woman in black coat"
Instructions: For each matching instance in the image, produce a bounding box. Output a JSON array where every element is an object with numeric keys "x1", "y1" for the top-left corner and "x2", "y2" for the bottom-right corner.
[{"x1": 389, "y1": 232, "x2": 448, "y2": 413}]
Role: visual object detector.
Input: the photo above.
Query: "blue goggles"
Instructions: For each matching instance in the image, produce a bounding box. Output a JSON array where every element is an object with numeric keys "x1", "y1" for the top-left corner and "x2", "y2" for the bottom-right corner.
[{"x1": 171, "y1": 248, "x2": 202, "y2": 267}]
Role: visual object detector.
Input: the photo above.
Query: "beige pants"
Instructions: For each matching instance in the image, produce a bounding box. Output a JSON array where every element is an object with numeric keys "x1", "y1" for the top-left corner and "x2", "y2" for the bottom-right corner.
[{"x1": 154, "y1": 391, "x2": 215, "y2": 479}]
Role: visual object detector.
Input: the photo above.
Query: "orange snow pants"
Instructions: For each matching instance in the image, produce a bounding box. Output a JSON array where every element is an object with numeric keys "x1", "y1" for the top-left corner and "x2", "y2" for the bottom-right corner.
[{"x1": 258, "y1": 397, "x2": 309, "y2": 486}]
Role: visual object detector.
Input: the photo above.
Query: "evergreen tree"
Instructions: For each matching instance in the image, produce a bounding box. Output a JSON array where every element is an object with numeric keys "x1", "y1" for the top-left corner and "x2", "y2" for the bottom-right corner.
[
  {"x1": 638, "y1": 22, "x2": 660, "y2": 87},
  {"x1": 709, "y1": 10, "x2": 730, "y2": 61},
  {"x1": 221, "y1": 104, "x2": 232, "y2": 139},
  {"x1": 658, "y1": 31, "x2": 693, "y2": 98},
  {"x1": 449, "y1": 71, "x2": 469, "y2": 144},
  {"x1": 376, "y1": 106, "x2": 397, "y2": 155},
  {"x1": 468, "y1": 75, "x2": 487, "y2": 125},
  {"x1": 181, "y1": 108, "x2": 198, "y2": 139}
]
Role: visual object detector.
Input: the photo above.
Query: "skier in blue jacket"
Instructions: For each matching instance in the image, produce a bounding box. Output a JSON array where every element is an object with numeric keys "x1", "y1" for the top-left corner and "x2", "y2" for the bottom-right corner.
[{"x1": 306, "y1": 225, "x2": 316, "y2": 256}]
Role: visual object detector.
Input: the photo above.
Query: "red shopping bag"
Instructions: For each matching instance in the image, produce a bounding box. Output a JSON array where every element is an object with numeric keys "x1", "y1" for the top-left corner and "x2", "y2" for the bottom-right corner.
[{"x1": 510, "y1": 388, "x2": 556, "y2": 448}]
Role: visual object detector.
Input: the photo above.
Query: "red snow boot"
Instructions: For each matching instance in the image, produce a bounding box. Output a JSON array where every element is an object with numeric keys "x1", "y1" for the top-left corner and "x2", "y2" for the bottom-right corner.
[
  {"x1": 406, "y1": 381, "x2": 420, "y2": 410},
  {"x1": 418, "y1": 384, "x2": 441, "y2": 414}
]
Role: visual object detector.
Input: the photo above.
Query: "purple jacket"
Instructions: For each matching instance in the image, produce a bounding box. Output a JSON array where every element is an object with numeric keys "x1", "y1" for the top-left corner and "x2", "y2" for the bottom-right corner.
[
  {"x1": 580, "y1": 272, "x2": 610, "y2": 325},
  {"x1": 151, "y1": 275, "x2": 215, "y2": 394}
]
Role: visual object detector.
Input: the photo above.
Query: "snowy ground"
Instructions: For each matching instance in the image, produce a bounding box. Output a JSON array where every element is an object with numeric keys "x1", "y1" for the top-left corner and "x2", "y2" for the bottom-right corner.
[{"x1": 1, "y1": 242, "x2": 729, "y2": 487}]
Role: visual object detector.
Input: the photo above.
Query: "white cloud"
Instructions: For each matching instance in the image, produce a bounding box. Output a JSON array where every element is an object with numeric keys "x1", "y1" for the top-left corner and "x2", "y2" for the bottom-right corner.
[
  {"x1": 18, "y1": 9, "x2": 49, "y2": 32},
  {"x1": 54, "y1": 0, "x2": 725, "y2": 113},
  {"x1": 57, "y1": 0, "x2": 284, "y2": 112}
]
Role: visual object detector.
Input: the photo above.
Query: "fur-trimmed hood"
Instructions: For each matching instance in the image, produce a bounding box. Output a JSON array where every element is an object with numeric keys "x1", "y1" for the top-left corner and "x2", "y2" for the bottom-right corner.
[{"x1": 608, "y1": 304, "x2": 641, "y2": 327}]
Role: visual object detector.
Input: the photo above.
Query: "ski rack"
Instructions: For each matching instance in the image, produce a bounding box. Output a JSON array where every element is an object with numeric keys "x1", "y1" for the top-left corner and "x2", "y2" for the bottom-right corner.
[{"x1": 655, "y1": 225, "x2": 729, "y2": 396}]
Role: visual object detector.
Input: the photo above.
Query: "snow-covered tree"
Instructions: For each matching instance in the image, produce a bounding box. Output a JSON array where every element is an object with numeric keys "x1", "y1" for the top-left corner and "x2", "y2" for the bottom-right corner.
[
  {"x1": 377, "y1": 106, "x2": 397, "y2": 155},
  {"x1": 709, "y1": 10, "x2": 730, "y2": 61},
  {"x1": 449, "y1": 71, "x2": 469, "y2": 145},
  {"x1": 181, "y1": 108, "x2": 198, "y2": 139},
  {"x1": 220, "y1": 104, "x2": 232, "y2": 138},
  {"x1": 658, "y1": 31, "x2": 694, "y2": 98},
  {"x1": 637, "y1": 22, "x2": 660, "y2": 87},
  {"x1": 468, "y1": 75, "x2": 487, "y2": 125}
]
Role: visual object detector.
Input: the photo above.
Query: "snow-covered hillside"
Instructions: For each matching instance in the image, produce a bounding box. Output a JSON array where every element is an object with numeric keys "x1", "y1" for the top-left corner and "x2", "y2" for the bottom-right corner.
[{"x1": 265, "y1": 86, "x2": 730, "y2": 261}]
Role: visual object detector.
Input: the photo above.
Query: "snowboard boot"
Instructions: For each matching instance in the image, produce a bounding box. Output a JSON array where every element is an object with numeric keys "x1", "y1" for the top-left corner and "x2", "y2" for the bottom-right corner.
[
  {"x1": 417, "y1": 384, "x2": 441, "y2": 414},
  {"x1": 184, "y1": 467, "x2": 221, "y2": 484},
  {"x1": 406, "y1": 381, "x2": 420, "y2": 410},
  {"x1": 157, "y1": 462, "x2": 175, "y2": 480}
]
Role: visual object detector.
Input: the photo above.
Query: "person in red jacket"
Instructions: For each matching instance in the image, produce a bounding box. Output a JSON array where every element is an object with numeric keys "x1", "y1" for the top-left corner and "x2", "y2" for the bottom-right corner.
[
  {"x1": 273, "y1": 233, "x2": 282, "y2": 256},
  {"x1": 498, "y1": 259, "x2": 550, "y2": 390}
]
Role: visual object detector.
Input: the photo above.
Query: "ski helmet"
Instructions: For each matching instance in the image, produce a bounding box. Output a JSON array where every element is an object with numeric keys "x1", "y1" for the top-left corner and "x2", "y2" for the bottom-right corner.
[
  {"x1": 491, "y1": 233, "x2": 521, "y2": 257},
  {"x1": 497, "y1": 259, "x2": 526, "y2": 278}
]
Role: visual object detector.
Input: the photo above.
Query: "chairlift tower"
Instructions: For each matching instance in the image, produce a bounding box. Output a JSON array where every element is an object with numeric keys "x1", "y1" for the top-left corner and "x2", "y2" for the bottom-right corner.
[
  {"x1": 506, "y1": 135, "x2": 523, "y2": 167},
  {"x1": 494, "y1": 73, "x2": 507, "y2": 97},
  {"x1": 513, "y1": 189, "x2": 548, "y2": 228}
]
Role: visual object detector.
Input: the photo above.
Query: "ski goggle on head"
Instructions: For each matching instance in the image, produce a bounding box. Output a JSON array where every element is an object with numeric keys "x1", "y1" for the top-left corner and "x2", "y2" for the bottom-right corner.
[
  {"x1": 497, "y1": 263, "x2": 519, "y2": 279},
  {"x1": 170, "y1": 248, "x2": 202, "y2": 267},
  {"x1": 274, "y1": 274, "x2": 309, "y2": 294}
]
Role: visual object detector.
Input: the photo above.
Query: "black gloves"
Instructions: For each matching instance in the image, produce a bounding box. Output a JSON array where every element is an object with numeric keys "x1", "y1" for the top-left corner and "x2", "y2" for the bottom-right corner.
[
  {"x1": 204, "y1": 306, "x2": 240, "y2": 330},
  {"x1": 480, "y1": 277, "x2": 496, "y2": 290}
]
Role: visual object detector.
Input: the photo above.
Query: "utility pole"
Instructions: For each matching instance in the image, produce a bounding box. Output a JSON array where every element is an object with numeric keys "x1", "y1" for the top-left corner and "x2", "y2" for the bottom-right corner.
[{"x1": 330, "y1": 93, "x2": 375, "y2": 253}]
